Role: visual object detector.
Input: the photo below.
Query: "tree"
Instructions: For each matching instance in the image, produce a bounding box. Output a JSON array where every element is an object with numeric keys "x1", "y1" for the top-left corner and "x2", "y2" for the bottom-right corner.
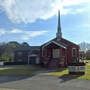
[
  {"x1": 0, "y1": 41, "x2": 20, "y2": 62},
  {"x1": 0, "y1": 41, "x2": 30, "y2": 62},
  {"x1": 21, "y1": 42, "x2": 30, "y2": 47}
]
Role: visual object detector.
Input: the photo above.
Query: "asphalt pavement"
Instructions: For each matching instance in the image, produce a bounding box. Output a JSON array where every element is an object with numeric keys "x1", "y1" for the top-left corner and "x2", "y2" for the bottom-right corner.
[{"x1": 0, "y1": 73, "x2": 90, "y2": 90}]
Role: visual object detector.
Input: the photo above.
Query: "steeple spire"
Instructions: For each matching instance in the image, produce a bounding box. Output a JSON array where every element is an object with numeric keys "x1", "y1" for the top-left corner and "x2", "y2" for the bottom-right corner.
[{"x1": 56, "y1": 10, "x2": 62, "y2": 41}]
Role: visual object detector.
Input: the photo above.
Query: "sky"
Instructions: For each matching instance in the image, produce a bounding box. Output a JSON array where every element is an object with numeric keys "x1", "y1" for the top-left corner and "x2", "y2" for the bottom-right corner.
[{"x1": 0, "y1": 0, "x2": 90, "y2": 45}]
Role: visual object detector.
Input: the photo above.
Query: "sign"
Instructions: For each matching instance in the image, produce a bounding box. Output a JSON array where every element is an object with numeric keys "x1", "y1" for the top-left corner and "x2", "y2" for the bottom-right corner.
[
  {"x1": 78, "y1": 66, "x2": 85, "y2": 72},
  {"x1": 68, "y1": 66, "x2": 85, "y2": 72}
]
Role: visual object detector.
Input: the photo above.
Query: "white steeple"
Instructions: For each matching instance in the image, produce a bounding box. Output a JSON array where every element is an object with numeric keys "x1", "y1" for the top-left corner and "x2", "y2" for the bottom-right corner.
[{"x1": 56, "y1": 10, "x2": 62, "y2": 41}]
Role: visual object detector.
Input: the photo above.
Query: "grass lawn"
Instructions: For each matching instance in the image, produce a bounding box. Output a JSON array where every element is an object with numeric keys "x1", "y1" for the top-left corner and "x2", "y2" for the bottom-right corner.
[
  {"x1": 48, "y1": 61, "x2": 90, "y2": 80},
  {"x1": 0, "y1": 61, "x2": 90, "y2": 80},
  {"x1": 78, "y1": 64, "x2": 90, "y2": 80},
  {"x1": 0, "y1": 65, "x2": 45, "y2": 76}
]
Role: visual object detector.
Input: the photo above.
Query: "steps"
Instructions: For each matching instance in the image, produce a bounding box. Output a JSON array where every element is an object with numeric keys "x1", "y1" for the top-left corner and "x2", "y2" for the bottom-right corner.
[{"x1": 48, "y1": 59, "x2": 59, "y2": 68}]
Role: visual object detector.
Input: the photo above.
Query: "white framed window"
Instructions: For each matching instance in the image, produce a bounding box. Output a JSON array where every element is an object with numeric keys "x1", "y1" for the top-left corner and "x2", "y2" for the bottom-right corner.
[
  {"x1": 72, "y1": 48, "x2": 77, "y2": 57},
  {"x1": 52, "y1": 49, "x2": 60, "y2": 58}
]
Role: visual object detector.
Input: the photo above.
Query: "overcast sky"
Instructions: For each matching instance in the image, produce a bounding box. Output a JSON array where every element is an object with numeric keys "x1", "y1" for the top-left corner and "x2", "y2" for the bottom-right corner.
[{"x1": 0, "y1": 0, "x2": 90, "y2": 45}]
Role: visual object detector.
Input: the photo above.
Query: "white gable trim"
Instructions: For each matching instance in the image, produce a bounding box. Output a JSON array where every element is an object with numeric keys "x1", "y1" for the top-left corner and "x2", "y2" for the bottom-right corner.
[
  {"x1": 42, "y1": 41, "x2": 67, "y2": 49},
  {"x1": 52, "y1": 41, "x2": 67, "y2": 49},
  {"x1": 42, "y1": 41, "x2": 52, "y2": 56},
  {"x1": 41, "y1": 41, "x2": 67, "y2": 57}
]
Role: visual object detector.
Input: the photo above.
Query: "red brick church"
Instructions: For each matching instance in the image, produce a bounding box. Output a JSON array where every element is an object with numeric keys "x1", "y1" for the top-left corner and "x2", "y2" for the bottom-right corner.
[{"x1": 40, "y1": 11, "x2": 79, "y2": 68}]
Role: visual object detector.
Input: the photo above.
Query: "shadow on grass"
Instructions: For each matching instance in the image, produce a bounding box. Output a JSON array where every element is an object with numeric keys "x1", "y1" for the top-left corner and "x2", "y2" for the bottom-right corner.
[{"x1": 59, "y1": 74, "x2": 83, "y2": 83}]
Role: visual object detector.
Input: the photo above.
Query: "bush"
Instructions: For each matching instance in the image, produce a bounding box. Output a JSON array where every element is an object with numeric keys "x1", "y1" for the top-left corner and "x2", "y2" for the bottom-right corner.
[{"x1": 86, "y1": 57, "x2": 90, "y2": 60}]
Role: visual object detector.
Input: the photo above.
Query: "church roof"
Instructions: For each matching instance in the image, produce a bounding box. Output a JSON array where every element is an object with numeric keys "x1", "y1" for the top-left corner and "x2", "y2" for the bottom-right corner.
[
  {"x1": 14, "y1": 46, "x2": 40, "y2": 51},
  {"x1": 41, "y1": 37, "x2": 79, "y2": 49},
  {"x1": 54, "y1": 38, "x2": 79, "y2": 46}
]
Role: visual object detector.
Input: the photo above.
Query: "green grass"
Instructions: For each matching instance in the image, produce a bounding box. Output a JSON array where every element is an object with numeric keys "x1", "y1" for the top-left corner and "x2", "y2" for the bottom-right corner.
[
  {"x1": 0, "y1": 65, "x2": 44, "y2": 76},
  {"x1": 48, "y1": 63, "x2": 90, "y2": 80},
  {"x1": 48, "y1": 68, "x2": 68, "y2": 76},
  {"x1": 0, "y1": 62, "x2": 90, "y2": 80},
  {"x1": 78, "y1": 65, "x2": 90, "y2": 80}
]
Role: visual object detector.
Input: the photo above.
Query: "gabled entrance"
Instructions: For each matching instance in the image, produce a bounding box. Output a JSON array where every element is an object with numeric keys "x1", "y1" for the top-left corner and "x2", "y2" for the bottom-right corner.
[
  {"x1": 42, "y1": 41, "x2": 67, "y2": 68},
  {"x1": 28, "y1": 54, "x2": 39, "y2": 65}
]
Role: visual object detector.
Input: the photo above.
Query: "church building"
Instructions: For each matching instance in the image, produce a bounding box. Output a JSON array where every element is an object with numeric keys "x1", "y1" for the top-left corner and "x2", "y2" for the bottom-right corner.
[
  {"x1": 40, "y1": 11, "x2": 79, "y2": 68},
  {"x1": 14, "y1": 11, "x2": 79, "y2": 68}
]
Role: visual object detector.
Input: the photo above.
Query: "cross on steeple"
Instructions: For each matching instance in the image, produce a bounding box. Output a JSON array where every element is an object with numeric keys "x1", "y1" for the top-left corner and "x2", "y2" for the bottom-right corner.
[{"x1": 56, "y1": 10, "x2": 62, "y2": 41}]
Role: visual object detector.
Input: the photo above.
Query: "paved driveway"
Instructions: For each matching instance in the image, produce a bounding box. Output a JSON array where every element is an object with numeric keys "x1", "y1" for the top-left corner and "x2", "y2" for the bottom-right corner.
[{"x1": 0, "y1": 73, "x2": 90, "y2": 90}]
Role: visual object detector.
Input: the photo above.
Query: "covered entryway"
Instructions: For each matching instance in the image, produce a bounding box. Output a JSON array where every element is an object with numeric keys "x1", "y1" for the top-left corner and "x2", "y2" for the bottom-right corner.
[
  {"x1": 42, "y1": 41, "x2": 67, "y2": 68},
  {"x1": 49, "y1": 48, "x2": 67, "y2": 68},
  {"x1": 28, "y1": 54, "x2": 40, "y2": 65}
]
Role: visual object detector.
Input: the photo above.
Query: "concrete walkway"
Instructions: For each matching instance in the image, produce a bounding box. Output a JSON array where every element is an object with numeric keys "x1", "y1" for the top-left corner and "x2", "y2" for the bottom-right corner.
[{"x1": 0, "y1": 73, "x2": 90, "y2": 90}]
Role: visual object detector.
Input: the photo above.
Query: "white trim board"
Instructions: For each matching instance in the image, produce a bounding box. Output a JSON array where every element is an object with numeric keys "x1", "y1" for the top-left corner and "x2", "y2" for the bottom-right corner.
[{"x1": 42, "y1": 41, "x2": 67, "y2": 49}]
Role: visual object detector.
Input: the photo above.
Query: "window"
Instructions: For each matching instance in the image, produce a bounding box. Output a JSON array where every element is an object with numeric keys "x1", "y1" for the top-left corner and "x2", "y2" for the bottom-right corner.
[
  {"x1": 72, "y1": 48, "x2": 77, "y2": 57},
  {"x1": 53, "y1": 49, "x2": 60, "y2": 58}
]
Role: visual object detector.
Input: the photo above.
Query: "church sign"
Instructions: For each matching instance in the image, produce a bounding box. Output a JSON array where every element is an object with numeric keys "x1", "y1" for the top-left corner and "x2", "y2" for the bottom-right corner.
[{"x1": 68, "y1": 62, "x2": 85, "y2": 75}]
